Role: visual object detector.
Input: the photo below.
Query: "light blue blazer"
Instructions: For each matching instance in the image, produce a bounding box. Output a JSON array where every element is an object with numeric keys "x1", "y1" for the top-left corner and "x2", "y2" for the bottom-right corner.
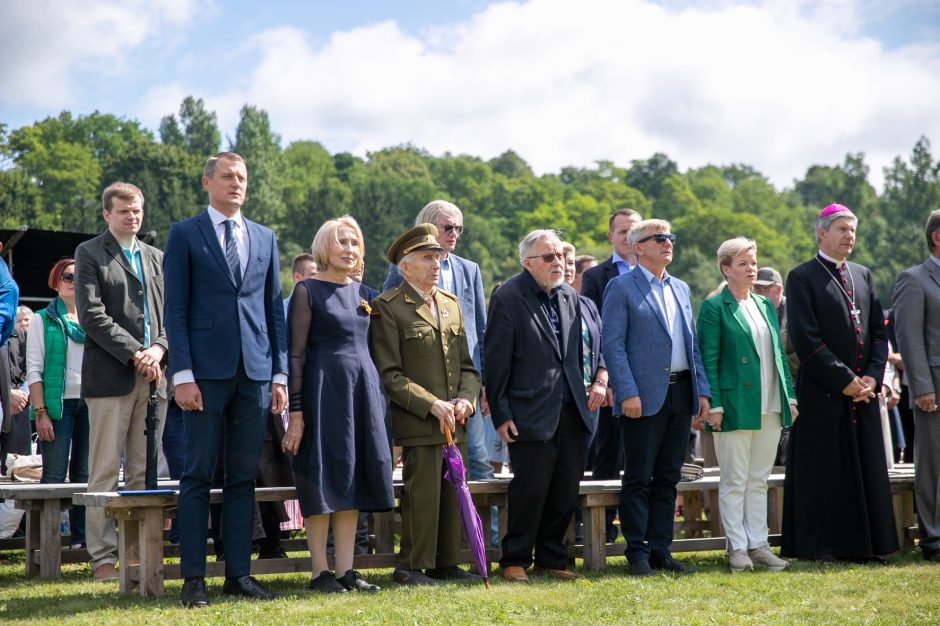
[{"x1": 601, "y1": 267, "x2": 710, "y2": 417}]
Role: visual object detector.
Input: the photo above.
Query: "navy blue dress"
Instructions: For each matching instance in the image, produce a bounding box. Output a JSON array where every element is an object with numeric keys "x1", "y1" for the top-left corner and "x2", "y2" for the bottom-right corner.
[{"x1": 287, "y1": 278, "x2": 394, "y2": 516}]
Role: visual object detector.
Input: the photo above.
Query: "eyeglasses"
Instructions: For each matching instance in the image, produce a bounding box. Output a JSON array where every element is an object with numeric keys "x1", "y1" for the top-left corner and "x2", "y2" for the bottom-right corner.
[
  {"x1": 60, "y1": 272, "x2": 75, "y2": 283},
  {"x1": 637, "y1": 233, "x2": 677, "y2": 245},
  {"x1": 527, "y1": 252, "x2": 564, "y2": 263},
  {"x1": 440, "y1": 224, "x2": 464, "y2": 235}
]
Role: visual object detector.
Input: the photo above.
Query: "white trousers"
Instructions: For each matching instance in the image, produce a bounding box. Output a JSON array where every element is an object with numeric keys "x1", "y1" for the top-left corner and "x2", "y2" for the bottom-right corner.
[{"x1": 713, "y1": 413, "x2": 781, "y2": 551}]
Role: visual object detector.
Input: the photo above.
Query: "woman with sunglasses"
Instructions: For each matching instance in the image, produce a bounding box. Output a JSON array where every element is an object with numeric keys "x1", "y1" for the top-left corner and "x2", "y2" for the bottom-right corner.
[
  {"x1": 696, "y1": 238, "x2": 797, "y2": 573},
  {"x1": 25, "y1": 258, "x2": 89, "y2": 548}
]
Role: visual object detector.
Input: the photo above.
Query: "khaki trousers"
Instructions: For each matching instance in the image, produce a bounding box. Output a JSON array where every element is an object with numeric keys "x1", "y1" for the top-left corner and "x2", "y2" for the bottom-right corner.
[{"x1": 85, "y1": 374, "x2": 167, "y2": 569}]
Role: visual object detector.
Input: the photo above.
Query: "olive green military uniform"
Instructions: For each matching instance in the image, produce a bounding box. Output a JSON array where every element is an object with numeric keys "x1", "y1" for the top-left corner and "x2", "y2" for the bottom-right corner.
[{"x1": 370, "y1": 278, "x2": 481, "y2": 570}]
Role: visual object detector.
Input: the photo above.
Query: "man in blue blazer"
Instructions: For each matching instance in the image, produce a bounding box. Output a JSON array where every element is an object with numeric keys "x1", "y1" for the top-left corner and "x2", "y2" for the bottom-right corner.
[
  {"x1": 601, "y1": 219, "x2": 710, "y2": 577},
  {"x1": 383, "y1": 200, "x2": 492, "y2": 481},
  {"x1": 164, "y1": 152, "x2": 287, "y2": 607}
]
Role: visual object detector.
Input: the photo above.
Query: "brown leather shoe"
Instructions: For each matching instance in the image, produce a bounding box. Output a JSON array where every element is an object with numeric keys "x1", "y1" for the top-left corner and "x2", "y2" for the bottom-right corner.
[
  {"x1": 533, "y1": 566, "x2": 580, "y2": 580},
  {"x1": 93, "y1": 563, "x2": 118, "y2": 581},
  {"x1": 499, "y1": 565, "x2": 529, "y2": 582}
]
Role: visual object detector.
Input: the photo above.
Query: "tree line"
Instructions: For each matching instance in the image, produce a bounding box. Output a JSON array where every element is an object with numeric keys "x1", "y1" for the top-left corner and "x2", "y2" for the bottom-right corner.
[{"x1": 2, "y1": 96, "x2": 938, "y2": 305}]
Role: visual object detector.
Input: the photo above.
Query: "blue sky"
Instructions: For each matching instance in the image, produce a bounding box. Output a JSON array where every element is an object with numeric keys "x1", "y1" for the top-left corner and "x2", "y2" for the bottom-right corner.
[{"x1": 2, "y1": 0, "x2": 939, "y2": 190}]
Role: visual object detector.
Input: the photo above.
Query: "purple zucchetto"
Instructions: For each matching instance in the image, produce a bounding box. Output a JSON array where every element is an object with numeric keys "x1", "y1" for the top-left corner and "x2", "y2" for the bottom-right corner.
[{"x1": 818, "y1": 203, "x2": 854, "y2": 219}]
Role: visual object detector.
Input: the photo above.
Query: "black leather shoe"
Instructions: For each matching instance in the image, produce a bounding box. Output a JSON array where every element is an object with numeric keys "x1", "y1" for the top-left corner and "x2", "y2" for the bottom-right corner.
[
  {"x1": 924, "y1": 549, "x2": 940, "y2": 563},
  {"x1": 628, "y1": 560, "x2": 653, "y2": 577},
  {"x1": 650, "y1": 554, "x2": 696, "y2": 574},
  {"x1": 425, "y1": 565, "x2": 482, "y2": 582},
  {"x1": 336, "y1": 569, "x2": 380, "y2": 592},
  {"x1": 181, "y1": 578, "x2": 209, "y2": 608},
  {"x1": 308, "y1": 570, "x2": 347, "y2": 593},
  {"x1": 392, "y1": 569, "x2": 440, "y2": 586},
  {"x1": 222, "y1": 575, "x2": 280, "y2": 600}
]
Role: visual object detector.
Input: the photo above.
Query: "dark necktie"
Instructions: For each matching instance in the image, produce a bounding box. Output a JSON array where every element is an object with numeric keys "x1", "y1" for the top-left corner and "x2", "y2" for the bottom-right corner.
[{"x1": 224, "y1": 219, "x2": 242, "y2": 288}]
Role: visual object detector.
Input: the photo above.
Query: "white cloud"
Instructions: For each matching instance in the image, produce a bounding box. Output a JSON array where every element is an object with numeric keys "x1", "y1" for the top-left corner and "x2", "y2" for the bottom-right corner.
[
  {"x1": 185, "y1": 0, "x2": 940, "y2": 191},
  {"x1": 0, "y1": 0, "x2": 195, "y2": 108},
  {"x1": 4, "y1": 0, "x2": 939, "y2": 191}
]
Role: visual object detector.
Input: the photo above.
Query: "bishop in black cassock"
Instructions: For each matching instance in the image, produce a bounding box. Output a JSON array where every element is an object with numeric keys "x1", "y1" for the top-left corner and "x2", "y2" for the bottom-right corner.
[{"x1": 781, "y1": 204, "x2": 898, "y2": 560}]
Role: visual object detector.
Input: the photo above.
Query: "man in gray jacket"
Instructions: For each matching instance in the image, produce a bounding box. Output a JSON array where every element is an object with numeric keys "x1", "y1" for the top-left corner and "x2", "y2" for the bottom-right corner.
[
  {"x1": 893, "y1": 209, "x2": 940, "y2": 562},
  {"x1": 75, "y1": 182, "x2": 167, "y2": 580}
]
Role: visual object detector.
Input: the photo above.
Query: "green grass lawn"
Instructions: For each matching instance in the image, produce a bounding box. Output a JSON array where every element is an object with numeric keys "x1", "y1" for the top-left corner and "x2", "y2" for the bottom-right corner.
[{"x1": 1, "y1": 549, "x2": 939, "y2": 625}]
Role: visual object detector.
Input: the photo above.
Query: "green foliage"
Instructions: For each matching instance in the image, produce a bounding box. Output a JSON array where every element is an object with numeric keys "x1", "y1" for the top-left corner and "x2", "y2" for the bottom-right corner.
[{"x1": 1, "y1": 100, "x2": 937, "y2": 308}]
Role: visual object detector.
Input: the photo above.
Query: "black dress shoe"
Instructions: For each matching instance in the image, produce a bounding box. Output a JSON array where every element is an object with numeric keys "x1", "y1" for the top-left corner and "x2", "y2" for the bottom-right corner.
[
  {"x1": 650, "y1": 554, "x2": 696, "y2": 574},
  {"x1": 923, "y1": 549, "x2": 940, "y2": 563},
  {"x1": 425, "y1": 565, "x2": 483, "y2": 581},
  {"x1": 392, "y1": 569, "x2": 440, "y2": 586},
  {"x1": 222, "y1": 575, "x2": 280, "y2": 600},
  {"x1": 628, "y1": 560, "x2": 653, "y2": 577},
  {"x1": 181, "y1": 578, "x2": 209, "y2": 608},
  {"x1": 336, "y1": 569, "x2": 380, "y2": 592},
  {"x1": 308, "y1": 570, "x2": 348, "y2": 593}
]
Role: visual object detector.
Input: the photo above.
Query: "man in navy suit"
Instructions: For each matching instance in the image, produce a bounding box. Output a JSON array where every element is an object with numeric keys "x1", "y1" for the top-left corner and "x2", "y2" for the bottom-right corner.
[
  {"x1": 384, "y1": 200, "x2": 493, "y2": 481},
  {"x1": 164, "y1": 152, "x2": 287, "y2": 607},
  {"x1": 601, "y1": 218, "x2": 710, "y2": 576},
  {"x1": 579, "y1": 208, "x2": 641, "y2": 541}
]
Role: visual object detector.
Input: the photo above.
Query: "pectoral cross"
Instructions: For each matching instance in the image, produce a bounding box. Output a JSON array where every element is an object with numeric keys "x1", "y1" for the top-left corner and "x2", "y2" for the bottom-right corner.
[{"x1": 850, "y1": 307, "x2": 861, "y2": 325}]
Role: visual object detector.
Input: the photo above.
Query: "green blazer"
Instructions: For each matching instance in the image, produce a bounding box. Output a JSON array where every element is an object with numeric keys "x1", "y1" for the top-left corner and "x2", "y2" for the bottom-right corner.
[{"x1": 697, "y1": 287, "x2": 796, "y2": 431}]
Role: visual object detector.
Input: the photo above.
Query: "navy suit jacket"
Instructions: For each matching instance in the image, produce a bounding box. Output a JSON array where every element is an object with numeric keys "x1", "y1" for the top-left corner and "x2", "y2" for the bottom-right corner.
[
  {"x1": 580, "y1": 256, "x2": 621, "y2": 311},
  {"x1": 163, "y1": 210, "x2": 287, "y2": 382},
  {"x1": 383, "y1": 253, "x2": 486, "y2": 371},
  {"x1": 601, "y1": 267, "x2": 709, "y2": 417}
]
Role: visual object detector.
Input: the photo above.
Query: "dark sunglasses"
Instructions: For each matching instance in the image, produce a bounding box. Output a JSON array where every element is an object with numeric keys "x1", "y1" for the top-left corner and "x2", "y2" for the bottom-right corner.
[
  {"x1": 60, "y1": 272, "x2": 75, "y2": 283},
  {"x1": 527, "y1": 252, "x2": 564, "y2": 263},
  {"x1": 441, "y1": 224, "x2": 464, "y2": 235},
  {"x1": 637, "y1": 233, "x2": 677, "y2": 245}
]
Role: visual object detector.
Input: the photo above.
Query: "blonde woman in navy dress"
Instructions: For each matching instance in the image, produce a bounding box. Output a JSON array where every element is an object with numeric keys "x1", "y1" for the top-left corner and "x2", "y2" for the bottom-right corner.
[{"x1": 282, "y1": 216, "x2": 393, "y2": 593}]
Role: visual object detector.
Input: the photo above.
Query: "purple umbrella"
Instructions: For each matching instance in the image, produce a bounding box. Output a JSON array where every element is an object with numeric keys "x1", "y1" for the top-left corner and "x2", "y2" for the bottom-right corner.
[{"x1": 442, "y1": 428, "x2": 489, "y2": 588}]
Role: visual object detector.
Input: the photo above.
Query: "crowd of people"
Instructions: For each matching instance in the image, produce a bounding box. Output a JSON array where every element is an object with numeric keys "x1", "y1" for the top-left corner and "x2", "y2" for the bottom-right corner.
[{"x1": 1, "y1": 150, "x2": 939, "y2": 608}]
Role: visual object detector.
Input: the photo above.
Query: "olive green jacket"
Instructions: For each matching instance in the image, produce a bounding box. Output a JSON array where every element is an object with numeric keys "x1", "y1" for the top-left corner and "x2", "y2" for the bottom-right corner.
[{"x1": 369, "y1": 281, "x2": 481, "y2": 447}]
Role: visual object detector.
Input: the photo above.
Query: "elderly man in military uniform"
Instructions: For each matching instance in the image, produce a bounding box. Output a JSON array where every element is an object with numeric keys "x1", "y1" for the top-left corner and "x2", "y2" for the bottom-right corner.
[{"x1": 369, "y1": 224, "x2": 482, "y2": 586}]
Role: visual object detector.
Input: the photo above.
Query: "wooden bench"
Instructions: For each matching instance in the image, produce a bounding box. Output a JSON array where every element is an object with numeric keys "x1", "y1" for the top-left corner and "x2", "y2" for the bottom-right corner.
[
  {"x1": 68, "y1": 467, "x2": 918, "y2": 597},
  {"x1": 0, "y1": 480, "x2": 178, "y2": 579}
]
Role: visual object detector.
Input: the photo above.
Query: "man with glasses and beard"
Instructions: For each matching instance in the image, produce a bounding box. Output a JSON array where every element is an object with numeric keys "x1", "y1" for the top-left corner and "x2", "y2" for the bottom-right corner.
[
  {"x1": 485, "y1": 230, "x2": 593, "y2": 582},
  {"x1": 601, "y1": 219, "x2": 711, "y2": 577}
]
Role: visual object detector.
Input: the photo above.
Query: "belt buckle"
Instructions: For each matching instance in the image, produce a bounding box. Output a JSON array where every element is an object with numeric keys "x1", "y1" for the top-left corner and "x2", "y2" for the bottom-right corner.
[{"x1": 668, "y1": 372, "x2": 678, "y2": 384}]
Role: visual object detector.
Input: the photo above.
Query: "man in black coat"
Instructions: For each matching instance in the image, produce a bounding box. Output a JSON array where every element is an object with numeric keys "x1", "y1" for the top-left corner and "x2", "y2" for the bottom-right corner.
[
  {"x1": 782, "y1": 203, "x2": 898, "y2": 561},
  {"x1": 485, "y1": 229, "x2": 594, "y2": 582},
  {"x1": 578, "y1": 208, "x2": 641, "y2": 541}
]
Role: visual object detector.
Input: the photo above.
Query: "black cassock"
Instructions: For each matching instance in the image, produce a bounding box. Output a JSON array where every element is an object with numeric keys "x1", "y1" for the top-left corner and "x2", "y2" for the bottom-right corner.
[{"x1": 781, "y1": 255, "x2": 899, "y2": 559}]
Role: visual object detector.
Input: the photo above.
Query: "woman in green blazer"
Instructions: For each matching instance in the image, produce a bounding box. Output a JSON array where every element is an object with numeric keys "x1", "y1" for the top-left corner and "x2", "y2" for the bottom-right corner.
[{"x1": 697, "y1": 237, "x2": 798, "y2": 573}]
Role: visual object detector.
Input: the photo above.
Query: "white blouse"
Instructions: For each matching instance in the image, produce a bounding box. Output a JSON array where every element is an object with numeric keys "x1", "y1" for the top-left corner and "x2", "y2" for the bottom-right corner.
[{"x1": 738, "y1": 296, "x2": 781, "y2": 415}]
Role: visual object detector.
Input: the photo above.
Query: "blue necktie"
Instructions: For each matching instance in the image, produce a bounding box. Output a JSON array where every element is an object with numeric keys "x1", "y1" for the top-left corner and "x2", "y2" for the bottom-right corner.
[{"x1": 224, "y1": 219, "x2": 242, "y2": 288}]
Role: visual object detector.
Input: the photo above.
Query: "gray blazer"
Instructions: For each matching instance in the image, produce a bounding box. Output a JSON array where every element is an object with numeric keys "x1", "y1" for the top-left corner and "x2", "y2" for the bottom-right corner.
[
  {"x1": 893, "y1": 257, "x2": 940, "y2": 403},
  {"x1": 75, "y1": 230, "x2": 167, "y2": 398}
]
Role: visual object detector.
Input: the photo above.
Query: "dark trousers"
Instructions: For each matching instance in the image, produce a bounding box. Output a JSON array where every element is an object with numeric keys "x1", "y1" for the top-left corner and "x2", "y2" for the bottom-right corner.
[
  {"x1": 178, "y1": 362, "x2": 269, "y2": 580},
  {"x1": 619, "y1": 376, "x2": 692, "y2": 563},
  {"x1": 500, "y1": 402, "x2": 585, "y2": 570},
  {"x1": 161, "y1": 399, "x2": 185, "y2": 544},
  {"x1": 591, "y1": 405, "x2": 623, "y2": 541}
]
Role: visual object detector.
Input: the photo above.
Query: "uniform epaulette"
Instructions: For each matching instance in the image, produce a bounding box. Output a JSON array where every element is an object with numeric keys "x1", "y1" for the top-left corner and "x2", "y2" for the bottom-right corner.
[
  {"x1": 375, "y1": 287, "x2": 402, "y2": 303},
  {"x1": 436, "y1": 288, "x2": 458, "y2": 302}
]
